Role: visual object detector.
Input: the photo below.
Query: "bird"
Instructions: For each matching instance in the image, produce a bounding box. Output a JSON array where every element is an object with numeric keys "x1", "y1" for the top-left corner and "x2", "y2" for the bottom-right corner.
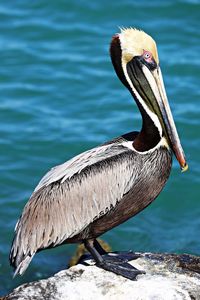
[{"x1": 10, "y1": 28, "x2": 188, "y2": 280}]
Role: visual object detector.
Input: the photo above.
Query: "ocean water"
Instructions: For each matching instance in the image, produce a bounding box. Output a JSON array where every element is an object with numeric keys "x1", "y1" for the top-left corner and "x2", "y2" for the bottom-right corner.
[{"x1": 0, "y1": 0, "x2": 199, "y2": 295}]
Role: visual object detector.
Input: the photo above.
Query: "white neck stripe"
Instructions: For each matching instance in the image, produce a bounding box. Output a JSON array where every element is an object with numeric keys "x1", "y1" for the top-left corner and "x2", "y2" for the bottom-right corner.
[{"x1": 121, "y1": 59, "x2": 162, "y2": 137}]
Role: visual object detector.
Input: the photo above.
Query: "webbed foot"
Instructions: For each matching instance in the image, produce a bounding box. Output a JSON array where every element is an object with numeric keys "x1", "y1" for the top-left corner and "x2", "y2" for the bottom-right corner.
[
  {"x1": 97, "y1": 259, "x2": 145, "y2": 280},
  {"x1": 84, "y1": 239, "x2": 145, "y2": 280}
]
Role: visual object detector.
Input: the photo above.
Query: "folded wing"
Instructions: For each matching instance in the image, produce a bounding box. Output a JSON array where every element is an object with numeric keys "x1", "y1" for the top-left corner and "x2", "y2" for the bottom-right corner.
[{"x1": 10, "y1": 136, "x2": 138, "y2": 275}]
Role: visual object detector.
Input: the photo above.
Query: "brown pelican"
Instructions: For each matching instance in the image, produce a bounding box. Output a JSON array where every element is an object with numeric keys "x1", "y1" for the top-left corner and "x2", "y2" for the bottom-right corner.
[{"x1": 10, "y1": 28, "x2": 188, "y2": 280}]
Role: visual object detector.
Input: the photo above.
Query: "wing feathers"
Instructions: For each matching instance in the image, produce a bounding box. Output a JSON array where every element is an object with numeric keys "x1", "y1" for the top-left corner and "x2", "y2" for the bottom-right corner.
[
  {"x1": 10, "y1": 140, "x2": 137, "y2": 275},
  {"x1": 34, "y1": 142, "x2": 129, "y2": 192}
]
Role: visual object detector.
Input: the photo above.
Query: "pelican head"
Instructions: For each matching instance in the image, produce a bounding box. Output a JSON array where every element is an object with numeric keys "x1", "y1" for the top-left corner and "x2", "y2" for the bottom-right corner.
[{"x1": 110, "y1": 28, "x2": 188, "y2": 172}]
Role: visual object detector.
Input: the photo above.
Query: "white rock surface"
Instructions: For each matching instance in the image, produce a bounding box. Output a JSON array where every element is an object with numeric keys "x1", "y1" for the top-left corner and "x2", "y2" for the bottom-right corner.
[{"x1": 5, "y1": 253, "x2": 200, "y2": 300}]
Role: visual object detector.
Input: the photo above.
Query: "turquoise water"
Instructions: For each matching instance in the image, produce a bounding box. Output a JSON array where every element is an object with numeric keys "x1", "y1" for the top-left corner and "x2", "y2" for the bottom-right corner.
[{"x1": 0, "y1": 0, "x2": 199, "y2": 295}]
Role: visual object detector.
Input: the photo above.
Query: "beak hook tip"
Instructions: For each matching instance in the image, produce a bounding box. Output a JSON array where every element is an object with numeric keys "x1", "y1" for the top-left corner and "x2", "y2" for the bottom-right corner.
[{"x1": 181, "y1": 163, "x2": 188, "y2": 173}]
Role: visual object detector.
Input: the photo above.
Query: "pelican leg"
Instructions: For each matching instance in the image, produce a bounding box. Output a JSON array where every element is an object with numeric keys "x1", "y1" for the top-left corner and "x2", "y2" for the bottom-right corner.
[
  {"x1": 84, "y1": 239, "x2": 145, "y2": 280},
  {"x1": 93, "y1": 239, "x2": 107, "y2": 255}
]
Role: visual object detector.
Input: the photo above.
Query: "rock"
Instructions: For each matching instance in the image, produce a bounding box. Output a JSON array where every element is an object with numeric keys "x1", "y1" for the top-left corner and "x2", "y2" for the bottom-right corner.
[{"x1": 4, "y1": 252, "x2": 200, "y2": 300}]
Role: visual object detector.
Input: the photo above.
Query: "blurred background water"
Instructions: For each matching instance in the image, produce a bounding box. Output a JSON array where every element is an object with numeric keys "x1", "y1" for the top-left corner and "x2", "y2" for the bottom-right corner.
[{"x1": 0, "y1": 0, "x2": 199, "y2": 295}]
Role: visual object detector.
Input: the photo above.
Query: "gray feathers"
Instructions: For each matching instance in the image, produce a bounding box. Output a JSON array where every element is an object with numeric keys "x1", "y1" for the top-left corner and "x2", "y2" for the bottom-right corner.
[
  {"x1": 13, "y1": 255, "x2": 34, "y2": 276},
  {"x1": 35, "y1": 141, "x2": 129, "y2": 191},
  {"x1": 10, "y1": 138, "x2": 137, "y2": 273}
]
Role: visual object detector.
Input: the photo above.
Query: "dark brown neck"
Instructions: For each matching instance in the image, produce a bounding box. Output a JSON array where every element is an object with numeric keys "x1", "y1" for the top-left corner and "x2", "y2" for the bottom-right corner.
[
  {"x1": 110, "y1": 34, "x2": 161, "y2": 152},
  {"x1": 132, "y1": 97, "x2": 161, "y2": 151}
]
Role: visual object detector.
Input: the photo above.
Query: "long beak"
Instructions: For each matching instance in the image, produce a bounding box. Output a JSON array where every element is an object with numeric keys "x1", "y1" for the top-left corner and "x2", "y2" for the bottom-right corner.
[
  {"x1": 142, "y1": 65, "x2": 188, "y2": 171},
  {"x1": 127, "y1": 58, "x2": 188, "y2": 171}
]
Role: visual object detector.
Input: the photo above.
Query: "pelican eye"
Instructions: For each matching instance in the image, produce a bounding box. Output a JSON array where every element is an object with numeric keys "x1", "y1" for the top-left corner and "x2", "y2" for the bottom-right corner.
[
  {"x1": 141, "y1": 50, "x2": 157, "y2": 71},
  {"x1": 143, "y1": 50, "x2": 152, "y2": 62}
]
